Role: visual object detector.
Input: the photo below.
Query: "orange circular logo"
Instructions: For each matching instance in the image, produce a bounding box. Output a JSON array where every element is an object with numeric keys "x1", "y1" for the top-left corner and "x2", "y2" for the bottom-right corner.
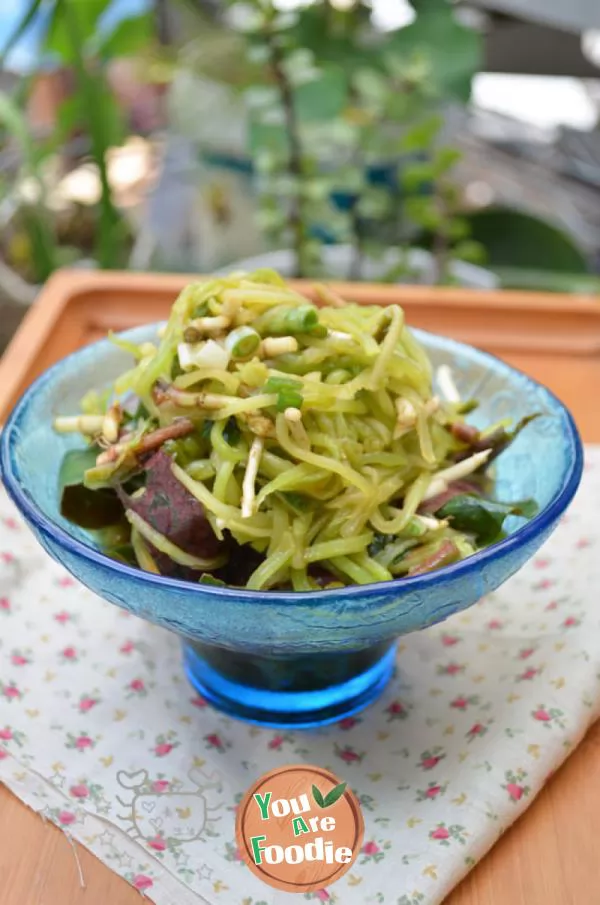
[{"x1": 235, "y1": 763, "x2": 364, "y2": 893}]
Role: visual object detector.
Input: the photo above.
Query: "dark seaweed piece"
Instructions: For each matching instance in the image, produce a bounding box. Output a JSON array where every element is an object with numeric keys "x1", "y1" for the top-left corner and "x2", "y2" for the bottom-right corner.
[{"x1": 118, "y1": 449, "x2": 224, "y2": 576}]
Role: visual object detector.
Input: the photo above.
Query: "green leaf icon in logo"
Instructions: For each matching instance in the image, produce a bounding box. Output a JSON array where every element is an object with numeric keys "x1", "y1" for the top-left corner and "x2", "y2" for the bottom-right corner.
[
  {"x1": 323, "y1": 782, "x2": 347, "y2": 807},
  {"x1": 312, "y1": 784, "x2": 325, "y2": 808},
  {"x1": 312, "y1": 781, "x2": 347, "y2": 808}
]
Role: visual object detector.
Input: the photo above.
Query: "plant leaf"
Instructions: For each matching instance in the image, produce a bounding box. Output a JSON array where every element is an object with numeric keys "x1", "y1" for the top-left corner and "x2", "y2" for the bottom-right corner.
[
  {"x1": 323, "y1": 782, "x2": 347, "y2": 808},
  {"x1": 59, "y1": 447, "x2": 124, "y2": 530},
  {"x1": 436, "y1": 494, "x2": 538, "y2": 546},
  {"x1": 59, "y1": 447, "x2": 100, "y2": 488},
  {"x1": 311, "y1": 784, "x2": 325, "y2": 808},
  {"x1": 0, "y1": 0, "x2": 46, "y2": 65}
]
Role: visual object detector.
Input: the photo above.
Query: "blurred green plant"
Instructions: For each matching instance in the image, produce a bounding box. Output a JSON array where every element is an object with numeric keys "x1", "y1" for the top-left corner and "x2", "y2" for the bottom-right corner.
[
  {"x1": 0, "y1": 0, "x2": 152, "y2": 278},
  {"x1": 208, "y1": 0, "x2": 483, "y2": 279}
]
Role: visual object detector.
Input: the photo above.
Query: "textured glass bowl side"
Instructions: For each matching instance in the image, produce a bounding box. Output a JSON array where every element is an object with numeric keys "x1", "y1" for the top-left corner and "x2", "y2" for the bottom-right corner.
[{"x1": 0, "y1": 324, "x2": 583, "y2": 659}]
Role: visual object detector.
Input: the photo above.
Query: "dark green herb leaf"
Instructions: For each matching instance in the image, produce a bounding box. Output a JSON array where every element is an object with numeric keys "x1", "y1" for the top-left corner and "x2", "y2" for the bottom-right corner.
[
  {"x1": 323, "y1": 782, "x2": 347, "y2": 808},
  {"x1": 312, "y1": 785, "x2": 325, "y2": 808},
  {"x1": 368, "y1": 532, "x2": 393, "y2": 557},
  {"x1": 223, "y1": 417, "x2": 241, "y2": 447},
  {"x1": 436, "y1": 494, "x2": 538, "y2": 546},
  {"x1": 282, "y1": 492, "x2": 310, "y2": 513},
  {"x1": 201, "y1": 419, "x2": 214, "y2": 440}
]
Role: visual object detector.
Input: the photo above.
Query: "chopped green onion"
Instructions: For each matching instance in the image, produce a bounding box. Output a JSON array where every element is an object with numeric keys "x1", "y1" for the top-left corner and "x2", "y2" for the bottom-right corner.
[
  {"x1": 255, "y1": 304, "x2": 319, "y2": 336},
  {"x1": 225, "y1": 326, "x2": 261, "y2": 359},
  {"x1": 264, "y1": 375, "x2": 304, "y2": 412}
]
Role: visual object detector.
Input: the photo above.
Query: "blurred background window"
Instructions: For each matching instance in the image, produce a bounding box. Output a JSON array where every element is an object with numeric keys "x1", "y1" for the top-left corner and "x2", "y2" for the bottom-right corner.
[{"x1": 0, "y1": 0, "x2": 599, "y2": 350}]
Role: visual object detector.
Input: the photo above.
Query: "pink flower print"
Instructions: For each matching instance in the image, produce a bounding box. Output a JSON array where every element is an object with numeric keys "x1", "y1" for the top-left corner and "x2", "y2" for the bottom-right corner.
[
  {"x1": 315, "y1": 891, "x2": 330, "y2": 902},
  {"x1": 441, "y1": 633, "x2": 460, "y2": 646},
  {"x1": 54, "y1": 611, "x2": 71, "y2": 623},
  {"x1": 2, "y1": 517, "x2": 18, "y2": 530},
  {"x1": 152, "y1": 780, "x2": 169, "y2": 793},
  {"x1": 487, "y1": 619, "x2": 503, "y2": 630},
  {"x1": 532, "y1": 706, "x2": 565, "y2": 728},
  {"x1": 466, "y1": 722, "x2": 488, "y2": 741},
  {"x1": 0, "y1": 747, "x2": 7, "y2": 760},
  {"x1": 506, "y1": 783, "x2": 524, "y2": 801},
  {"x1": 1, "y1": 682, "x2": 22, "y2": 701},
  {"x1": 338, "y1": 716, "x2": 360, "y2": 730},
  {"x1": 10, "y1": 653, "x2": 28, "y2": 667},
  {"x1": 362, "y1": 841, "x2": 380, "y2": 855},
  {"x1": 518, "y1": 667, "x2": 539, "y2": 681},
  {"x1": 438, "y1": 662, "x2": 465, "y2": 676},
  {"x1": 129, "y1": 678, "x2": 146, "y2": 693},
  {"x1": 545, "y1": 601, "x2": 558, "y2": 611},
  {"x1": 334, "y1": 743, "x2": 364, "y2": 764},
  {"x1": 190, "y1": 695, "x2": 207, "y2": 708},
  {"x1": 61, "y1": 646, "x2": 77, "y2": 661},
  {"x1": 120, "y1": 640, "x2": 135, "y2": 654},
  {"x1": 148, "y1": 835, "x2": 166, "y2": 852},
  {"x1": 66, "y1": 732, "x2": 95, "y2": 751},
  {"x1": 0, "y1": 552, "x2": 15, "y2": 563},
  {"x1": 132, "y1": 875, "x2": 153, "y2": 891},
  {"x1": 416, "y1": 780, "x2": 447, "y2": 801},
  {"x1": 534, "y1": 578, "x2": 554, "y2": 590},
  {"x1": 419, "y1": 750, "x2": 445, "y2": 770},
  {"x1": 154, "y1": 742, "x2": 174, "y2": 757},
  {"x1": 426, "y1": 785, "x2": 442, "y2": 799},
  {"x1": 576, "y1": 537, "x2": 591, "y2": 549},
  {"x1": 534, "y1": 558, "x2": 550, "y2": 569},
  {"x1": 429, "y1": 823, "x2": 467, "y2": 846},
  {"x1": 58, "y1": 811, "x2": 76, "y2": 826},
  {"x1": 386, "y1": 700, "x2": 408, "y2": 720},
  {"x1": 70, "y1": 784, "x2": 89, "y2": 799},
  {"x1": 57, "y1": 575, "x2": 76, "y2": 588},
  {"x1": 78, "y1": 695, "x2": 98, "y2": 713},
  {"x1": 268, "y1": 735, "x2": 286, "y2": 750},
  {"x1": 503, "y1": 769, "x2": 530, "y2": 802},
  {"x1": 204, "y1": 733, "x2": 228, "y2": 753},
  {"x1": 563, "y1": 616, "x2": 580, "y2": 628},
  {"x1": 519, "y1": 647, "x2": 536, "y2": 660},
  {"x1": 153, "y1": 733, "x2": 178, "y2": 757},
  {"x1": 0, "y1": 727, "x2": 12, "y2": 741},
  {"x1": 450, "y1": 695, "x2": 478, "y2": 710},
  {"x1": 0, "y1": 597, "x2": 11, "y2": 612}
]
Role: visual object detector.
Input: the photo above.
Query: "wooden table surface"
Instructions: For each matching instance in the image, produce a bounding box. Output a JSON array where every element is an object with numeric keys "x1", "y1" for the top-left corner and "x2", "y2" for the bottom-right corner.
[{"x1": 1, "y1": 273, "x2": 600, "y2": 904}]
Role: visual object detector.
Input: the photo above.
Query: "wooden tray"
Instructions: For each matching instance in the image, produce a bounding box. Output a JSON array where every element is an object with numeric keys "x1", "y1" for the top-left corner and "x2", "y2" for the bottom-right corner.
[
  {"x1": 1, "y1": 269, "x2": 600, "y2": 905},
  {"x1": 1, "y1": 269, "x2": 600, "y2": 441}
]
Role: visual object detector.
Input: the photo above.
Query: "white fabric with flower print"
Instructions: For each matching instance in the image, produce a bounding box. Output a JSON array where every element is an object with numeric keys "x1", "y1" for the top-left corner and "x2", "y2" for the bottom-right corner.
[{"x1": 0, "y1": 450, "x2": 599, "y2": 905}]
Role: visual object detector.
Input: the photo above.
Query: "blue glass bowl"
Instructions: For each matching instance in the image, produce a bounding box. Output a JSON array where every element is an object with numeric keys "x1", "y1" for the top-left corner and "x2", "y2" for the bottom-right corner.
[{"x1": 0, "y1": 324, "x2": 583, "y2": 727}]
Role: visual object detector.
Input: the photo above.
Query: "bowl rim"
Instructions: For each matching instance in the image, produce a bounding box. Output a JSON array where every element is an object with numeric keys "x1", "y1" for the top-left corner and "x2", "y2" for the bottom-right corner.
[{"x1": 0, "y1": 321, "x2": 584, "y2": 605}]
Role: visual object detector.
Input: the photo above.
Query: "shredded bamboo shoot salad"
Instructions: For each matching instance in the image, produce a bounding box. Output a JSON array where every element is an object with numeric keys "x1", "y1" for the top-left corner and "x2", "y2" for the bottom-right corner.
[{"x1": 54, "y1": 270, "x2": 538, "y2": 591}]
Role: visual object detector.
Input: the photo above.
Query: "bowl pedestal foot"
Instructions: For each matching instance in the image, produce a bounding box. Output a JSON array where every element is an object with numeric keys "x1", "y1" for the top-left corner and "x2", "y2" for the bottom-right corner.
[{"x1": 182, "y1": 639, "x2": 397, "y2": 728}]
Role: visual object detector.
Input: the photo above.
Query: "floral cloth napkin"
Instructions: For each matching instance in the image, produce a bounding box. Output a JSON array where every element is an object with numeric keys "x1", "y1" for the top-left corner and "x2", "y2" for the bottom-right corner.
[{"x1": 1, "y1": 451, "x2": 599, "y2": 905}]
